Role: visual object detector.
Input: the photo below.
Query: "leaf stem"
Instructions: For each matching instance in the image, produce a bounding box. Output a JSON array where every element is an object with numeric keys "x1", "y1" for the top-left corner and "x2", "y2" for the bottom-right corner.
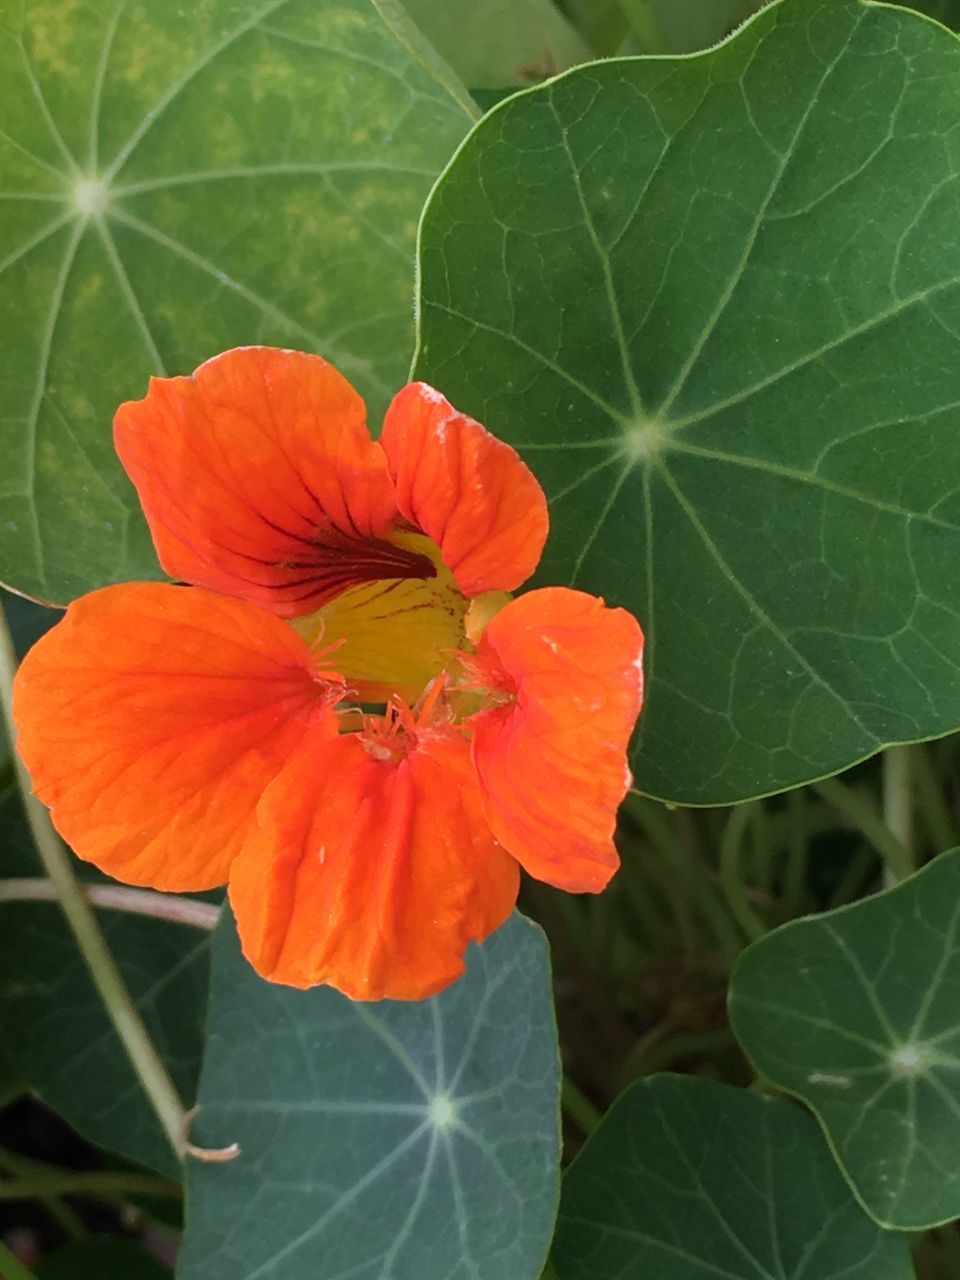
[
  {"x1": 0, "y1": 1171, "x2": 180, "y2": 1201},
  {"x1": 0, "y1": 602, "x2": 188, "y2": 1163},
  {"x1": 814, "y1": 775, "x2": 911, "y2": 883},
  {"x1": 882, "y1": 745, "x2": 914, "y2": 883},
  {"x1": 561, "y1": 1076, "x2": 602, "y2": 1137},
  {"x1": 719, "y1": 803, "x2": 766, "y2": 942},
  {"x1": 0, "y1": 878, "x2": 218, "y2": 930},
  {"x1": 0, "y1": 1240, "x2": 39, "y2": 1280}
]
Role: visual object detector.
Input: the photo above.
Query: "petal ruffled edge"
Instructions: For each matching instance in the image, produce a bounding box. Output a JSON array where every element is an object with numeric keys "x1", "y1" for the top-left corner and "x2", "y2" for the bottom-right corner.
[
  {"x1": 114, "y1": 347, "x2": 431, "y2": 617},
  {"x1": 13, "y1": 582, "x2": 339, "y2": 890},
  {"x1": 467, "y1": 587, "x2": 644, "y2": 893},
  {"x1": 380, "y1": 382, "x2": 548, "y2": 597},
  {"x1": 229, "y1": 728, "x2": 519, "y2": 1000}
]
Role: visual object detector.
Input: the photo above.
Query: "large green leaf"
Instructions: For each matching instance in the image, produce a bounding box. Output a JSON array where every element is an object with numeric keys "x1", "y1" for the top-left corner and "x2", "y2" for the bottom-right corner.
[
  {"x1": 179, "y1": 912, "x2": 559, "y2": 1280},
  {"x1": 730, "y1": 848, "x2": 960, "y2": 1230},
  {"x1": 552, "y1": 1075, "x2": 912, "y2": 1280},
  {"x1": 398, "y1": 0, "x2": 591, "y2": 87},
  {"x1": 414, "y1": 0, "x2": 960, "y2": 804},
  {"x1": 0, "y1": 0, "x2": 471, "y2": 605},
  {"x1": 0, "y1": 790, "x2": 212, "y2": 1178}
]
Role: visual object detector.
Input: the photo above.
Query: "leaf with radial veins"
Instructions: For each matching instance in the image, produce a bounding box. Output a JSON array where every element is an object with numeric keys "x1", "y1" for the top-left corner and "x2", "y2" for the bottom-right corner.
[
  {"x1": 552, "y1": 1075, "x2": 912, "y2": 1280},
  {"x1": 415, "y1": 0, "x2": 960, "y2": 804},
  {"x1": 178, "y1": 912, "x2": 560, "y2": 1280},
  {"x1": 0, "y1": 0, "x2": 471, "y2": 605},
  {"x1": 730, "y1": 847, "x2": 960, "y2": 1230}
]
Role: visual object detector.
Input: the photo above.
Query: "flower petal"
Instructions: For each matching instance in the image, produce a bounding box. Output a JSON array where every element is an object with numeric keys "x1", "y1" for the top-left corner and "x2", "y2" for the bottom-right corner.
[
  {"x1": 229, "y1": 730, "x2": 519, "y2": 1000},
  {"x1": 380, "y1": 382, "x2": 548, "y2": 595},
  {"x1": 115, "y1": 347, "x2": 433, "y2": 616},
  {"x1": 13, "y1": 583, "x2": 338, "y2": 890},
  {"x1": 468, "y1": 587, "x2": 644, "y2": 893}
]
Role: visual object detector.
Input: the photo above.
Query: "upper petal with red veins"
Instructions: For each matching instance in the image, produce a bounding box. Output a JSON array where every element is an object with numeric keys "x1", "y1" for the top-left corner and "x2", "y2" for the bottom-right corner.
[
  {"x1": 380, "y1": 382, "x2": 548, "y2": 596},
  {"x1": 13, "y1": 583, "x2": 338, "y2": 890},
  {"x1": 468, "y1": 587, "x2": 644, "y2": 893},
  {"x1": 115, "y1": 347, "x2": 434, "y2": 616},
  {"x1": 229, "y1": 729, "x2": 519, "y2": 1000}
]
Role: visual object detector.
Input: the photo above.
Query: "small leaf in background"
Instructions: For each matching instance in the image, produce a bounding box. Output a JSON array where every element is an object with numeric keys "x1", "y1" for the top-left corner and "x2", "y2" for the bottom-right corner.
[
  {"x1": 398, "y1": 0, "x2": 591, "y2": 87},
  {"x1": 36, "y1": 1237, "x2": 172, "y2": 1279},
  {"x1": 730, "y1": 847, "x2": 960, "y2": 1229},
  {"x1": 0, "y1": 791, "x2": 212, "y2": 1178},
  {"x1": 415, "y1": 0, "x2": 960, "y2": 805},
  {"x1": 0, "y1": 0, "x2": 471, "y2": 605},
  {"x1": 552, "y1": 1075, "x2": 912, "y2": 1279},
  {"x1": 179, "y1": 911, "x2": 559, "y2": 1280}
]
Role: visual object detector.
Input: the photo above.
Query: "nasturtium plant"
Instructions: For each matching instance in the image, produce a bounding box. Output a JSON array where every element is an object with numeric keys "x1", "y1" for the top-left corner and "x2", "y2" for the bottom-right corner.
[
  {"x1": 731, "y1": 847, "x2": 960, "y2": 1231},
  {"x1": 552, "y1": 1076, "x2": 913, "y2": 1280},
  {"x1": 415, "y1": 0, "x2": 960, "y2": 805},
  {"x1": 0, "y1": 0, "x2": 471, "y2": 605},
  {"x1": 180, "y1": 913, "x2": 560, "y2": 1280},
  {"x1": 3, "y1": 0, "x2": 960, "y2": 1275}
]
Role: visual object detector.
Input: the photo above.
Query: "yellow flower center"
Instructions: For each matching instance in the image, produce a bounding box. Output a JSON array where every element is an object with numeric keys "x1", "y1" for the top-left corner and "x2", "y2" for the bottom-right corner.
[{"x1": 292, "y1": 531, "x2": 506, "y2": 707}]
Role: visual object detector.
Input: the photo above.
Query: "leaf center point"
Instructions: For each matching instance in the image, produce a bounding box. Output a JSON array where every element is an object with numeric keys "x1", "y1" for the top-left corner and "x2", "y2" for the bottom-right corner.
[
  {"x1": 889, "y1": 1042, "x2": 931, "y2": 1078},
  {"x1": 620, "y1": 418, "x2": 668, "y2": 465},
  {"x1": 72, "y1": 176, "x2": 110, "y2": 219}
]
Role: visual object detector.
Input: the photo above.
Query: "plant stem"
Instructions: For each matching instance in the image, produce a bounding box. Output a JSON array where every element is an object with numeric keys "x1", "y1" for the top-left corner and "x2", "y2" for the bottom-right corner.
[
  {"x1": 0, "y1": 878, "x2": 218, "y2": 929},
  {"x1": 0, "y1": 603, "x2": 188, "y2": 1164},
  {"x1": 0, "y1": 1240, "x2": 39, "y2": 1280},
  {"x1": 0, "y1": 1171, "x2": 180, "y2": 1201},
  {"x1": 882, "y1": 745, "x2": 914, "y2": 883},
  {"x1": 814, "y1": 776, "x2": 912, "y2": 883},
  {"x1": 561, "y1": 1076, "x2": 602, "y2": 1137},
  {"x1": 0, "y1": 1150, "x2": 84, "y2": 1238},
  {"x1": 912, "y1": 742, "x2": 955, "y2": 855},
  {"x1": 719, "y1": 803, "x2": 766, "y2": 942}
]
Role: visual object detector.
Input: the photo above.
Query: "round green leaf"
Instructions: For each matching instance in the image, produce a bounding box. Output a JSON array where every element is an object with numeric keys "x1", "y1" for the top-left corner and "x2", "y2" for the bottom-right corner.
[
  {"x1": 730, "y1": 848, "x2": 960, "y2": 1229},
  {"x1": 552, "y1": 1075, "x2": 912, "y2": 1280},
  {"x1": 414, "y1": 0, "x2": 960, "y2": 804},
  {"x1": 0, "y1": 0, "x2": 470, "y2": 605},
  {"x1": 179, "y1": 911, "x2": 560, "y2": 1280},
  {"x1": 0, "y1": 791, "x2": 212, "y2": 1177}
]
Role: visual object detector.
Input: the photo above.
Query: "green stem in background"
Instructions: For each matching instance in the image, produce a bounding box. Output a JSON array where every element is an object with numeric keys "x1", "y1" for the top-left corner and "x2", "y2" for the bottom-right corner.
[
  {"x1": 719, "y1": 803, "x2": 766, "y2": 942},
  {"x1": 813, "y1": 775, "x2": 912, "y2": 883},
  {"x1": 912, "y1": 741, "x2": 956, "y2": 855},
  {"x1": 782, "y1": 790, "x2": 809, "y2": 916},
  {"x1": 0, "y1": 1171, "x2": 180, "y2": 1201},
  {"x1": 629, "y1": 794, "x2": 743, "y2": 965},
  {"x1": 561, "y1": 1076, "x2": 602, "y2": 1138},
  {"x1": 0, "y1": 877, "x2": 218, "y2": 930},
  {"x1": 0, "y1": 1240, "x2": 39, "y2": 1280},
  {"x1": 0, "y1": 1149, "x2": 85, "y2": 1239},
  {"x1": 882, "y1": 744, "x2": 914, "y2": 883},
  {"x1": 0, "y1": 602, "x2": 188, "y2": 1164}
]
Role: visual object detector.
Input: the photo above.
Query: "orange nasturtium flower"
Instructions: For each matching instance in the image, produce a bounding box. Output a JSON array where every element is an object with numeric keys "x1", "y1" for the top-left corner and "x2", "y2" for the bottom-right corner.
[{"x1": 13, "y1": 347, "x2": 643, "y2": 1000}]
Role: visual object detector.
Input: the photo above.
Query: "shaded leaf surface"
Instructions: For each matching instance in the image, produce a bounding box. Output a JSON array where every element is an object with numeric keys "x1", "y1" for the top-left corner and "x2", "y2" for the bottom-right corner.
[
  {"x1": 730, "y1": 848, "x2": 960, "y2": 1229},
  {"x1": 552, "y1": 1075, "x2": 913, "y2": 1279},
  {"x1": 0, "y1": 0, "x2": 470, "y2": 604},
  {"x1": 415, "y1": 0, "x2": 960, "y2": 803},
  {"x1": 179, "y1": 912, "x2": 559, "y2": 1280},
  {"x1": 0, "y1": 790, "x2": 212, "y2": 1178}
]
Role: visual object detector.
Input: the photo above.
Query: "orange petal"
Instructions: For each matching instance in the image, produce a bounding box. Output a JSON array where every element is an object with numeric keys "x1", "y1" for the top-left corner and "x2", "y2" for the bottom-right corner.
[
  {"x1": 13, "y1": 583, "x2": 338, "y2": 890},
  {"x1": 380, "y1": 382, "x2": 548, "y2": 595},
  {"x1": 115, "y1": 347, "x2": 434, "y2": 616},
  {"x1": 468, "y1": 587, "x2": 644, "y2": 893},
  {"x1": 229, "y1": 729, "x2": 519, "y2": 1000}
]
